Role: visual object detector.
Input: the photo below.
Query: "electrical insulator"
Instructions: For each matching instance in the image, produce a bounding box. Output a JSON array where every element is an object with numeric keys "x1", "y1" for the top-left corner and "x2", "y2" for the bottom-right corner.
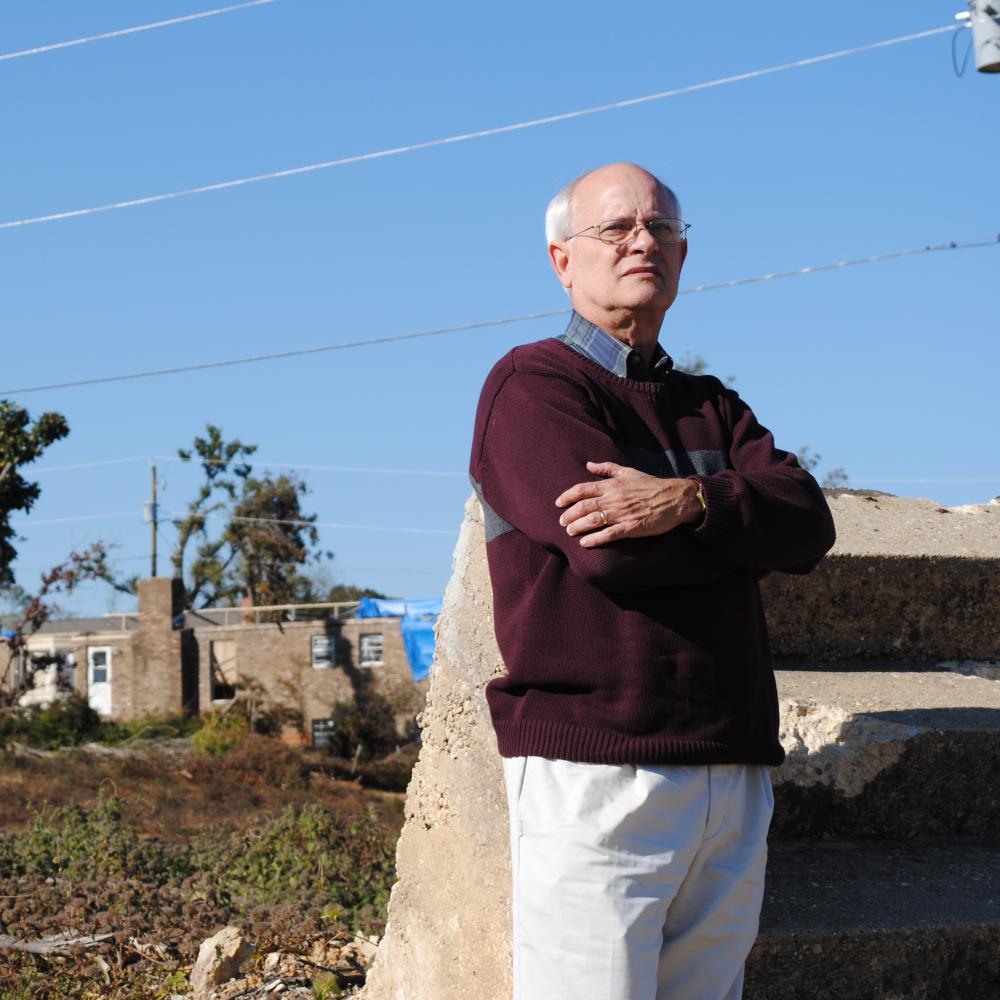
[{"x1": 958, "y1": 1, "x2": 1000, "y2": 72}]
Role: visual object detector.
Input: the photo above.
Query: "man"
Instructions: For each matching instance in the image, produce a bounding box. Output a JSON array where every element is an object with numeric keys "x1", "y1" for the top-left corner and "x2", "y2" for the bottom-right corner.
[{"x1": 469, "y1": 163, "x2": 835, "y2": 1000}]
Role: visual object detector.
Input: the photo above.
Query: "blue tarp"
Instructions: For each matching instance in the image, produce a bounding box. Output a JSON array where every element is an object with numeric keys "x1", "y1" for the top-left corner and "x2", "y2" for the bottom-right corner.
[{"x1": 356, "y1": 597, "x2": 441, "y2": 682}]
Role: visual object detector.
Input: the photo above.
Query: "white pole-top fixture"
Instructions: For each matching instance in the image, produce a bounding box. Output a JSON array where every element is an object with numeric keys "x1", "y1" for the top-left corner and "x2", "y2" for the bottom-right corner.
[{"x1": 958, "y1": 1, "x2": 1000, "y2": 72}]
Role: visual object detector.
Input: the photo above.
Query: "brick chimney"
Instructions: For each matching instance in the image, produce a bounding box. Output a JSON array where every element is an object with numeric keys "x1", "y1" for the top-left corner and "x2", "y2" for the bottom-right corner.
[
  {"x1": 126, "y1": 578, "x2": 189, "y2": 719},
  {"x1": 137, "y1": 577, "x2": 184, "y2": 630}
]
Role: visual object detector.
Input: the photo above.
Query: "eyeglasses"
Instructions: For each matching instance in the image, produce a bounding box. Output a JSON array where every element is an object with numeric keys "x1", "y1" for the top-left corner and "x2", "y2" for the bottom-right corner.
[{"x1": 568, "y1": 217, "x2": 691, "y2": 247}]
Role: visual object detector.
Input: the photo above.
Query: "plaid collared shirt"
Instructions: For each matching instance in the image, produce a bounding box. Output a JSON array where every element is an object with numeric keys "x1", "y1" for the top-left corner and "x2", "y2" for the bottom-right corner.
[{"x1": 559, "y1": 311, "x2": 674, "y2": 380}]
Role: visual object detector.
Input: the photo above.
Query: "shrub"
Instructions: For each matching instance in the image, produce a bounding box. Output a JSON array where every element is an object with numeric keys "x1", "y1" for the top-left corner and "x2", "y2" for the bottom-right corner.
[
  {"x1": 0, "y1": 793, "x2": 191, "y2": 882},
  {"x1": 0, "y1": 695, "x2": 103, "y2": 749},
  {"x1": 211, "y1": 803, "x2": 396, "y2": 933},
  {"x1": 191, "y1": 711, "x2": 250, "y2": 757},
  {"x1": 327, "y1": 692, "x2": 398, "y2": 762}
]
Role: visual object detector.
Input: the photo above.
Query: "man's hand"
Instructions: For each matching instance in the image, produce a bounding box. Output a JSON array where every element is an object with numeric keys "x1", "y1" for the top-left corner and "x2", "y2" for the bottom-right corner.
[{"x1": 555, "y1": 461, "x2": 703, "y2": 548}]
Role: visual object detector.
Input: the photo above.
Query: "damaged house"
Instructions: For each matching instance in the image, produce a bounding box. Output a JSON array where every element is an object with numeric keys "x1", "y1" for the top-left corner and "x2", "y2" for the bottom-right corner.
[{"x1": 4, "y1": 578, "x2": 434, "y2": 746}]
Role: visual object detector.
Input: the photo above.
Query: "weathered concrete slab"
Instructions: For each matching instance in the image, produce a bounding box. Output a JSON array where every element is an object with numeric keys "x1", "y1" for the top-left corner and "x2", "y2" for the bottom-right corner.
[
  {"x1": 763, "y1": 493, "x2": 1000, "y2": 661},
  {"x1": 774, "y1": 670, "x2": 1000, "y2": 837},
  {"x1": 363, "y1": 493, "x2": 1000, "y2": 1000},
  {"x1": 362, "y1": 498, "x2": 510, "y2": 1000},
  {"x1": 746, "y1": 839, "x2": 1000, "y2": 999}
]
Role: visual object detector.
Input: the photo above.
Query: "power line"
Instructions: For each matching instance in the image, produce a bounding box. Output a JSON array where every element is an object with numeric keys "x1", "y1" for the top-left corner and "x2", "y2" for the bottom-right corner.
[
  {"x1": 11, "y1": 510, "x2": 141, "y2": 527},
  {"x1": 12, "y1": 508, "x2": 456, "y2": 535},
  {"x1": 152, "y1": 454, "x2": 467, "y2": 478},
  {"x1": 32, "y1": 454, "x2": 467, "y2": 479},
  {"x1": 223, "y1": 514, "x2": 456, "y2": 536},
  {"x1": 2, "y1": 233, "x2": 995, "y2": 396},
  {"x1": 336, "y1": 565, "x2": 444, "y2": 576},
  {"x1": 23, "y1": 457, "x2": 1000, "y2": 487},
  {"x1": 0, "y1": 310, "x2": 567, "y2": 394},
  {"x1": 0, "y1": 24, "x2": 959, "y2": 232},
  {"x1": 0, "y1": 1, "x2": 276, "y2": 63},
  {"x1": 681, "y1": 236, "x2": 999, "y2": 293},
  {"x1": 32, "y1": 457, "x2": 150, "y2": 474},
  {"x1": 850, "y1": 477, "x2": 1000, "y2": 485}
]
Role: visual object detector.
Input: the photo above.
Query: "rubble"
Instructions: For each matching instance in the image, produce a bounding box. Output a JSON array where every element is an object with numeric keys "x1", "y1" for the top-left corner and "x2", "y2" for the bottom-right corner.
[{"x1": 190, "y1": 926, "x2": 254, "y2": 994}]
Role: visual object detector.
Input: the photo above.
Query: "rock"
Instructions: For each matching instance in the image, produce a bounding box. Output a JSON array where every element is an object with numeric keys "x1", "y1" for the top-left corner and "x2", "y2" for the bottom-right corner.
[{"x1": 190, "y1": 926, "x2": 254, "y2": 995}]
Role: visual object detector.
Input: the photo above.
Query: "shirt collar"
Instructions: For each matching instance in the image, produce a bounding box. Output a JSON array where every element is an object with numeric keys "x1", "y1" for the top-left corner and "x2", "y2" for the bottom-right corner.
[{"x1": 559, "y1": 311, "x2": 673, "y2": 380}]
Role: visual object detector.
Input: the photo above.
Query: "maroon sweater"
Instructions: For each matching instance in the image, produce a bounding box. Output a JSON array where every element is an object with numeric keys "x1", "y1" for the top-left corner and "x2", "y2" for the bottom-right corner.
[{"x1": 470, "y1": 336, "x2": 836, "y2": 766}]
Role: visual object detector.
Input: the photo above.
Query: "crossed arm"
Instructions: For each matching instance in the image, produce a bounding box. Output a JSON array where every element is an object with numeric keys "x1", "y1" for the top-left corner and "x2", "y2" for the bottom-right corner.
[
  {"x1": 556, "y1": 460, "x2": 704, "y2": 547},
  {"x1": 476, "y1": 370, "x2": 835, "y2": 591}
]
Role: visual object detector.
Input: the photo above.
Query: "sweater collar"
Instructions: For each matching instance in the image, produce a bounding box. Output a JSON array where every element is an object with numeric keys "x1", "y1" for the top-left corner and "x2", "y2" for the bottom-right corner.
[{"x1": 559, "y1": 311, "x2": 673, "y2": 380}]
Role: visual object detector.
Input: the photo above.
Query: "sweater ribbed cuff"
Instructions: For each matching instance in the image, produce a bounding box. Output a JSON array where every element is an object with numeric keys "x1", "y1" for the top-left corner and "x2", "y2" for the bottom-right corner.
[{"x1": 690, "y1": 474, "x2": 741, "y2": 545}]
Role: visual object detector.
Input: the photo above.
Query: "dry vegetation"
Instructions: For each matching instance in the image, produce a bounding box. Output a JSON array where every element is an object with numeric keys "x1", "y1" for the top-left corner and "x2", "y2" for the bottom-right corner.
[{"x1": 0, "y1": 721, "x2": 410, "y2": 998}]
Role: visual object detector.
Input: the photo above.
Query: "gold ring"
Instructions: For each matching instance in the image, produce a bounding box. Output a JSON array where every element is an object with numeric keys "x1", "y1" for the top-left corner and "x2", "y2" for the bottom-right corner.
[{"x1": 598, "y1": 509, "x2": 609, "y2": 527}]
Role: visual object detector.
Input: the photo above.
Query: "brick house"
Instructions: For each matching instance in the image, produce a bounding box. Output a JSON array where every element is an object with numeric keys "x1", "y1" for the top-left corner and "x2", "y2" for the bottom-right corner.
[{"x1": 7, "y1": 578, "x2": 426, "y2": 747}]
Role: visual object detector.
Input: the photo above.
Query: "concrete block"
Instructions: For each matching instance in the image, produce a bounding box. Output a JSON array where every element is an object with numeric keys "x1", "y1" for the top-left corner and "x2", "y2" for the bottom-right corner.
[
  {"x1": 763, "y1": 492, "x2": 1000, "y2": 661},
  {"x1": 747, "y1": 839, "x2": 1000, "y2": 999},
  {"x1": 362, "y1": 497, "x2": 510, "y2": 1000},
  {"x1": 773, "y1": 670, "x2": 1000, "y2": 837},
  {"x1": 363, "y1": 492, "x2": 1000, "y2": 999}
]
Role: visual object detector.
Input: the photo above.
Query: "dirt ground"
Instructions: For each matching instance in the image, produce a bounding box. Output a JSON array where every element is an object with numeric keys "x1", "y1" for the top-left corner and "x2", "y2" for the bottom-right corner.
[{"x1": 0, "y1": 737, "x2": 408, "y2": 998}]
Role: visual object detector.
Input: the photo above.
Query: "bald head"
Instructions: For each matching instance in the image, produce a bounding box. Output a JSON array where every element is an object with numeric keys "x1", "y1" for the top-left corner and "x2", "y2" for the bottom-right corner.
[
  {"x1": 545, "y1": 162, "x2": 688, "y2": 347},
  {"x1": 545, "y1": 163, "x2": 680, "y2": 243}
]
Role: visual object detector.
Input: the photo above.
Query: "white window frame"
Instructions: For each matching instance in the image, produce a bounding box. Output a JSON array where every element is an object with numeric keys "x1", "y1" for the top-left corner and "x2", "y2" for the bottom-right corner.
[
  {"x1": 310, "y1": 634, "x2": 337, "y2": 669},
  {"x1": 359, "y1": 632, "x2": 384, "y2": 667}
]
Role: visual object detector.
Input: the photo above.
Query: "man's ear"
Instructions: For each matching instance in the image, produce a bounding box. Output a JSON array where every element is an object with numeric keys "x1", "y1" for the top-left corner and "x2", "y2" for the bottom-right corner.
[{"x1": 548, "y1": 241, "x2": 572, "y2": 290}]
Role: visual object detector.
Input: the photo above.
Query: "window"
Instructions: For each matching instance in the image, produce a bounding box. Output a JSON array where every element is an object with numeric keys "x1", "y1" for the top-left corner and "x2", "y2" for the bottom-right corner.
[
  {"x1": 359, "y1": 633, "x2": 384, "y2": 666},
  {"x1": 311, "y1": 634, "x2": 337, "y2": 669},
  {"x1": 312, "y1": 719, "x2": 336, "y2": 749},
  {"x1": 210, "y1": 640, "x2": 237, "y2": 701},
  {"x1": 89, "y1": 648, "x2": 109, "y2": 684}
]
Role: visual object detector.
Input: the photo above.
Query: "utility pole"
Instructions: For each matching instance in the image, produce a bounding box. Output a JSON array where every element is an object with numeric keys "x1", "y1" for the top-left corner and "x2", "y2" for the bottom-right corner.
[
  {"x1": 958, "y1": 2, "x2": 1000, "y2": 72},
  {"x1": 144, "y1": 459, "x2": 160, "y2": 578}
]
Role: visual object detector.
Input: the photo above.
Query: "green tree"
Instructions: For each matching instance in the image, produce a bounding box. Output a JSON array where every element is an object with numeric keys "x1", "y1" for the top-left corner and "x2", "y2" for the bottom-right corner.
[
  {"x1": 172, "y1": 426, "x2": 331, "y2": 608},
  {"x1": 325, "y1": 583, "x2": 388, "y2": 603},
  {"x1": 223, "y1": 472, "x2": 325, "y2": 607},
  {"x1": 171, "y1": 425, "x2": 256, "y2": 607},
  {"x1": 0, "y1": 401, "x2": 69, "y2": 588}
]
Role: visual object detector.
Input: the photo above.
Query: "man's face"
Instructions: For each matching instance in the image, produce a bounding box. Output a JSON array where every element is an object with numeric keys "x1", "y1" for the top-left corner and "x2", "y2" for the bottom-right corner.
[{"x1": 550, "y1": 165, "x2": 687, "y2": 323}]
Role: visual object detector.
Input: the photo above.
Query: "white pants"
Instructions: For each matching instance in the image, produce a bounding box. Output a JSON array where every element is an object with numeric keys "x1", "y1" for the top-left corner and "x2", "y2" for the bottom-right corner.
[{"x1": 502, "y1": 757, "x2": 773, "y2": 1000}]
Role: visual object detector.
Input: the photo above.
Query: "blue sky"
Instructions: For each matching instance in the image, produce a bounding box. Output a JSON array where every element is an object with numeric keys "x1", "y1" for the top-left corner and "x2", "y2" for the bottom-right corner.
[{"x1": 2, "y1": 1, "x2": 998, "y2": 616}]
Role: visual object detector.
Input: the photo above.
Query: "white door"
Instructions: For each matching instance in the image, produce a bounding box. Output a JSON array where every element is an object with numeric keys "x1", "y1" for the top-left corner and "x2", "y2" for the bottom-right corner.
[{"x1": 87, "y1": 646, "x2": 112, "y2": 716}]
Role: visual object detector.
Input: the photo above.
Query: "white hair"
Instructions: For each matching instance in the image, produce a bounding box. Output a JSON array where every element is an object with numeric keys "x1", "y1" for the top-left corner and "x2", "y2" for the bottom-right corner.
[
  {"x1": 545, "y1": 182, "x2": 577, "y2": 243},
  {"x1": 544, "y1": 167, "x2": 682, "y2": 245}
]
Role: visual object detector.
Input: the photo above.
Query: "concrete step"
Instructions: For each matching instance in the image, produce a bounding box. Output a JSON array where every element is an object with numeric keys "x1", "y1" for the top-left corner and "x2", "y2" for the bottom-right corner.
[
  {"x1": 772, "y1": 669, "x2": 1000, "y2": 838},
  {"x1": 762, "y1": 492, "x2": 1000, "y2": 663},
  {"x1": 745, "y1": 838, "x2": 1000, "y2": 1000}
]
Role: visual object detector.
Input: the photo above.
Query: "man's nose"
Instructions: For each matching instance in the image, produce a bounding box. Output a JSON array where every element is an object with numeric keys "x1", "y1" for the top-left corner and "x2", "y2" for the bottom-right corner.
[{"x1": 629, "y1": 223, "x2": 659, "y2": 250}]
